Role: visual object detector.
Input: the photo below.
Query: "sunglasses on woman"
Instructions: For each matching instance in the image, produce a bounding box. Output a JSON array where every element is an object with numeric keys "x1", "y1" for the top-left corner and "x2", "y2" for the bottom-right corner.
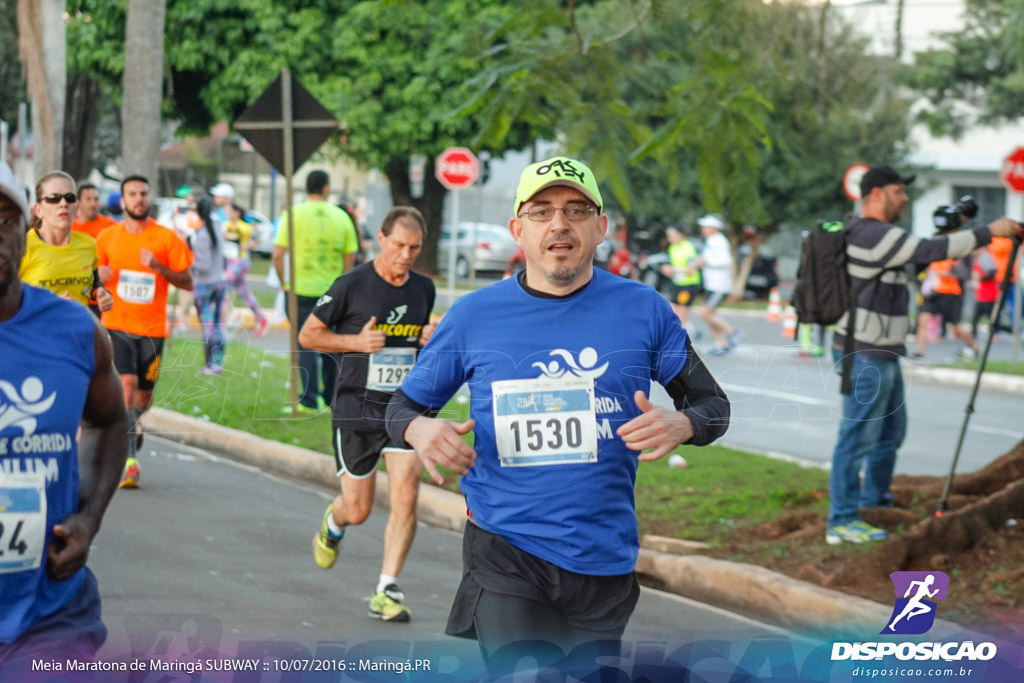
[{"x1": 41, "y1": 193, "x2": 78, "y2": 204}]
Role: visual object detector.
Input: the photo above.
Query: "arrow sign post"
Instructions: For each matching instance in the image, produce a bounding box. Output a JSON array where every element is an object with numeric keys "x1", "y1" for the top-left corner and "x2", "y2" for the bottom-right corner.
[{"x1": 234, "y1": 70, "x2": 339, "y2": 415}]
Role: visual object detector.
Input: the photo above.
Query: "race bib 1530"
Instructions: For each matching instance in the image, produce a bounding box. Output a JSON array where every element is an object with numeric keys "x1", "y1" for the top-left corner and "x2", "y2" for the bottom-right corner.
[{"x1": 492, "y1": 377, "x2": 598, "y2": 467}]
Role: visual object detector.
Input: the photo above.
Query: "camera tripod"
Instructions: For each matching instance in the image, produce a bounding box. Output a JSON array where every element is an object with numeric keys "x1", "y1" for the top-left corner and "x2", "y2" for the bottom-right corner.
[{"x1": 936, "y1": 232, "x2": 1024, "y2": 515}]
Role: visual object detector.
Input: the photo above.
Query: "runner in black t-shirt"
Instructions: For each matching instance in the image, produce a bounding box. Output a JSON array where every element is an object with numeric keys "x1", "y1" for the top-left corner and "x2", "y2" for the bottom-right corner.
[{"x1": 298, "y1": 207, "x2": 436, "y2": 623}]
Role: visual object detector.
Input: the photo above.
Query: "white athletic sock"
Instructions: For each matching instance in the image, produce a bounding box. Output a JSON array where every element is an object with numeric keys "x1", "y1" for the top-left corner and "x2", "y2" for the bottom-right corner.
[
  {"x1": 326, "y1": 511, "x2": 345, "y2": 537},
  {"x1": 377, "y1": 574, "x2": 398, "y2": 593}
]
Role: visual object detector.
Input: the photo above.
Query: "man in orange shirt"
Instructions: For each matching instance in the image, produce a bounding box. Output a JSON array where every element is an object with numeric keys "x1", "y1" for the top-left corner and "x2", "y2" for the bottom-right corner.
[
  {"x1": 96, "y1": 175, "x2": 194, "y2": 489},
  {"x1": 913, "y1": 207, "x2": 979, "y2": 359},
  {"x1": 72, "y1": 183, "x2": 117, "y2": 240},
  {"x1": 989, "y1": 235, "x2": 1021, "y2": 334}
]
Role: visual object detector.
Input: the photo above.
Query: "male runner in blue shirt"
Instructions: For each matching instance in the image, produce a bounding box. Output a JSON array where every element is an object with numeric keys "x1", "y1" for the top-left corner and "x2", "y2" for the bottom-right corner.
[{"x1": 386, "y1": 156, "x2": 730, "y2": 674}]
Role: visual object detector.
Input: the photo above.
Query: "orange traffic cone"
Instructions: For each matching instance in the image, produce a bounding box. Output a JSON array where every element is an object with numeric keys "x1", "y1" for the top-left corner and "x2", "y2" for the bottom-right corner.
[
  {"x1": 781, "y1": 305, "x2": 797, "y2": 339},
  {"x1": 766, "y1": 288, "x2": 782, "y2": 323}
]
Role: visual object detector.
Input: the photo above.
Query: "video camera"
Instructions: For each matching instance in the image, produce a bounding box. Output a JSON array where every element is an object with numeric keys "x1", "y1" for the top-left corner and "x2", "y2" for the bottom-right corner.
[{"x1": 932, "y1": 195, "x2": 979, "y2": 234}]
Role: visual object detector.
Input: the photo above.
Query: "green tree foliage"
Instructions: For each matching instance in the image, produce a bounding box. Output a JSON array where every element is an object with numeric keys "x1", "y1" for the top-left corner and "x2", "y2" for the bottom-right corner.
[
  {"x1": 753, "y1": 2, "x2": 913, "y2": 231},
  {"x1": 461, "y1": 0, "x2": 912, "y2": 244},
  {"x1": 50, "y1": 0, "x2": 913, "y2": 269},
  {"x1": 58, "y1": 0, "x2": 547, "y2": 270},
  {"x1": 906, "y1": 0, "x2": 1024, "y2": 137},
  {"x1": 1, "y1": 0, "x2": 27, "y2": 132}
]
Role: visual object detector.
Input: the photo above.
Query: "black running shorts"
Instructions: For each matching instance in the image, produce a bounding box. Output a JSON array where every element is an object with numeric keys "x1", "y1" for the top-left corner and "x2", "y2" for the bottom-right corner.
[
  {"x1": 446, "y1": 521, "x2": 639, "y2": 642},
  {"x1": 920, "y1": 293, "x2": 964, "y2": 325},
  {"x1": 332, "y1": 427, "x2": 412, "y2": 478},
  {"x1": 108, "y1": 329, "x2": 165, "y2": 390}
]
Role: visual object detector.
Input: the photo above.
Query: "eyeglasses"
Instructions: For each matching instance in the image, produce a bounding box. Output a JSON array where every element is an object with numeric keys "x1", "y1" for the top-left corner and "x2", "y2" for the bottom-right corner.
[
  {"x1": 40, "y1": 193, "x2": 78, "y2": 204},
  {"x1": 518, "y1": 205, "x2": 596, "y2": 222}
]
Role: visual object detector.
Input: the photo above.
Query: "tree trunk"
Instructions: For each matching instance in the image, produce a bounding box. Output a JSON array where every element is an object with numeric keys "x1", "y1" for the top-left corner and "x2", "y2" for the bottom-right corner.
[
  {"x1": 121, "y1": 0, "x2": 166, "y2": 185},
  {"x1": 17, "y1": 0, "x2": 65, "y2": 174},
  {"x1": 384, "y1": 156, "x2": 447, "y2": 275},
  {"x1": 63, "y1": 75, "x2": 100, "y2": 182}
]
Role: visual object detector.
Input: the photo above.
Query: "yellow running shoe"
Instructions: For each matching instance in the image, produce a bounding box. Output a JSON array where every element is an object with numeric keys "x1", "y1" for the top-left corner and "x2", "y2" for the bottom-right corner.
[
  {"x1": 369, "y1": 584, "x2": 410, "y2": 622},
  {"x1": 312, "y1": 503, "x2": 342, "y2": 568},
  {"x1": 119, "y1": 457, "x2": 140, "y2": 489}
]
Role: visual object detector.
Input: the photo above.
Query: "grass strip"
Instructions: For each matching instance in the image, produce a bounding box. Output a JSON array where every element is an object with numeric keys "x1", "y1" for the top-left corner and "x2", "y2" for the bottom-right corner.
[{"x1": 154, "y1": 340, "x2": 829, "y2": 545}]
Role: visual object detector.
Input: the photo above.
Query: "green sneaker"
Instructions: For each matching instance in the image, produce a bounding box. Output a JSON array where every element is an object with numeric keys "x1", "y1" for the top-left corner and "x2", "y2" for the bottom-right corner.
[
  {"x1": 281, "y1": 403, "x2": 319, "y2": 416},
  {"x1": 826, "y1": 520, "x2": 888, "y2": 545},
  {"x1": 369, "y1": 584, "x2": 410, "y2": 622},
  {"x1": 312, "y1": 504, "x2": 343, "y2": 568}
]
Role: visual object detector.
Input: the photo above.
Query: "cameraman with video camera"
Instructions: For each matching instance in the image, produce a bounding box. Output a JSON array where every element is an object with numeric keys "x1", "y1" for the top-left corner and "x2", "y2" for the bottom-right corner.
[
  {"x1": 913, "y1": 197, "x2": 981, "y2": 360},
  {"x1": 826, "y1": 167, "x2": 1021, "y2": 546}
]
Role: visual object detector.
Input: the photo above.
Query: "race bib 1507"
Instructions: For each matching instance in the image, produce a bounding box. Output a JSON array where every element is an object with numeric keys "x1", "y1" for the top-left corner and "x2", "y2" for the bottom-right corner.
[{"x1": 116, "y1": 269, "x2": 156, "y2": 304}]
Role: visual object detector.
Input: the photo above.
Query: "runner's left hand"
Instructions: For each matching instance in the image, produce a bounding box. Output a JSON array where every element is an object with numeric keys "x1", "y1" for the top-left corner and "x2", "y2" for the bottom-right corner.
[
  {"x1": 617, "y1": 390, "x2": 694, "y2": 461},
  {"x1": 47, "y1": 516, "x2": 96, "y2": 581},
  {"x1": 94, "y1": 287, "x2": 113, "y2": 312}
]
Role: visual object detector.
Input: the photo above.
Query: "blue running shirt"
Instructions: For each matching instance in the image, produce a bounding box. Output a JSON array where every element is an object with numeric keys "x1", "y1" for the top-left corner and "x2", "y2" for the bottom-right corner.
[
  {"x1": 400, "y1": 269, "x2": 689, "y2": 575},
  {"x1": 0, "y1": 286, "x2": 95, "y2": 642}
]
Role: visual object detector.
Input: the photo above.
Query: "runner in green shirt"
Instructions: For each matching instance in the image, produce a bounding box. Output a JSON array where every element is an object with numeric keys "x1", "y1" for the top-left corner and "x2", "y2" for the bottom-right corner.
[
  {"x1": 273, "y1": 170, "x2": 359, "y2": 412},
  {"x1": 661, "y1": 225, "x2": 701, "y2": 326}
]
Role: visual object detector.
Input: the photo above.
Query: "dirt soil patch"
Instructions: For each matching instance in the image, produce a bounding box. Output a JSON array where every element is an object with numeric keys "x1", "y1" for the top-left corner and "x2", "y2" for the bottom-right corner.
[{"x1": 702, "y1": 440, "x2": 1024, "y2": 642}]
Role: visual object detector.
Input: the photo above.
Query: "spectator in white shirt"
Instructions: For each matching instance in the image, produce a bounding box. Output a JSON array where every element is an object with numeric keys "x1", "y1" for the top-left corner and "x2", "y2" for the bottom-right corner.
[{"x1": 694, "y1": 214, "x2": 739, "y2": 354}]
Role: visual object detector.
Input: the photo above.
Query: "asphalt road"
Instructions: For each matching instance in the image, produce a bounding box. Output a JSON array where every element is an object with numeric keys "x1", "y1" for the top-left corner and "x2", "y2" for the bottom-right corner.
[
  {"x1": 89, "y1": 434, "x2": 805, "y2": 676},
  {"x1": 655, "y1": 312, "x2": 1024, "y2": 476},
  {"x1": 212, "y1": 280, "x2": 1024, "y2": 475}
]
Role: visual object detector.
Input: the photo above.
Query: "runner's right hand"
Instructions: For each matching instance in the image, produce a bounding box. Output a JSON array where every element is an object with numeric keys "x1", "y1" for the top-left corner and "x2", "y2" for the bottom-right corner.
[
  {"x1": 357, "y1": 316, "x2": 387, "y2": 353},
  {"x1": 404, "y1": 416, "x2": 476, "y2": 485}
]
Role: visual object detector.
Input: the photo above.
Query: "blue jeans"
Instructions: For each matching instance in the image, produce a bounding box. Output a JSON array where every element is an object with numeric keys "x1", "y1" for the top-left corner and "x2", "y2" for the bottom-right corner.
[
  {"x1": 286, "y1": 294, "x2": 338, "y2": 409},
  {"x1": 195, "y1": 281, "x2": 227, "y2": 368},
  {"x1": 828, "y1": 349, "x2": 907, "y2": 528}
]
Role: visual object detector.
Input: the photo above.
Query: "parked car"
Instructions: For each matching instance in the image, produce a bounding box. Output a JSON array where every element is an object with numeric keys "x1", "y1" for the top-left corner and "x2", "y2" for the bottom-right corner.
[
  {"x1": 595, "y1": 237, "x2": 634, "y2": 278},
  {"x1": 740, "y1": 244, "x2": 779, "y2": 299},
  {"x1": 637, "y1": 251, "x2": 675, "y2": 296},
  {"x1": 505, "y1": 248, "x2": 526, "y2": 276},
  {"x1": 438, "y1": 222, "x2": 519, "y2": 277},
  {"x1": 244, "y1": 209, "x2": 276, "y2": 258}
]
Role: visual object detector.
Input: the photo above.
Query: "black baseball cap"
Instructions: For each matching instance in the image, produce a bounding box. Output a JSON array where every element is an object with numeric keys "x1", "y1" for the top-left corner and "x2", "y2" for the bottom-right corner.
[{"x1": 860, "y1": 165, "x2": 916, "y2": 197}]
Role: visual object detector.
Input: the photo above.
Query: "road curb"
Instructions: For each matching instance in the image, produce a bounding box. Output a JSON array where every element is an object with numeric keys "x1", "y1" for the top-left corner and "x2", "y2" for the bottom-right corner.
[
  {"x1": 144, "y1": 407, "x2": 950, "y2": 638},
  {"x1": 908, "y1": 365, "x2": 1024, "y2": 395}
]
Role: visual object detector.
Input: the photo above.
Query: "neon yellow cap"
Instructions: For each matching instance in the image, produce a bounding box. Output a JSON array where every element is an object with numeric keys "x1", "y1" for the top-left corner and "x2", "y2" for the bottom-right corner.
[{"x1": 513, "y1": 156, "x2": 603, "y2": 216}]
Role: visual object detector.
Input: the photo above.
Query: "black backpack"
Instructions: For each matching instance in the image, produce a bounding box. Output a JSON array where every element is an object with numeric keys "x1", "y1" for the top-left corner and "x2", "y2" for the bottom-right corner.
[
  {"x1": 792, "y1": 219, "x2": 870, "y2": 395},
  {"x1": 792, "y1": 220, "x2": 851, "y2": 326}
]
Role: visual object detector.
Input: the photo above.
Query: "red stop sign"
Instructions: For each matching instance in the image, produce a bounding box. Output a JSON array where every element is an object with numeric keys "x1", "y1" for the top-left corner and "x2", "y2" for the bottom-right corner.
[
  {"x1": 1000, "y1": 147, "x2": 1024, "y2": 193},
  {"x1": 435, "y1": 147, "x2": 479, "y2": 189}
]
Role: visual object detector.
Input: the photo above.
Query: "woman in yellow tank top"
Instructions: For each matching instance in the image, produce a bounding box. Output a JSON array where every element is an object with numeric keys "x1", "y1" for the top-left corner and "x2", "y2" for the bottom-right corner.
[{"x1": 19, "y1": 171, "x2": 112, "y2": 313}]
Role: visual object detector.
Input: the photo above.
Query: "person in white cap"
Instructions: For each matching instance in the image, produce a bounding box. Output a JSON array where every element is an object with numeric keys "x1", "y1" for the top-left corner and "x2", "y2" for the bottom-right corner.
[
  {"x1": 0, "y1": 161, "x2": 129, "y2": 669},
  {"x1": 384, "y1": 156, "x2": 730, "y2": 676},
  {"x1": 210, "y1": 182, "x2": 234, "y2": 226},
  {"x1": 694, "y1": 214, "x2": 740, "y2": 353}
]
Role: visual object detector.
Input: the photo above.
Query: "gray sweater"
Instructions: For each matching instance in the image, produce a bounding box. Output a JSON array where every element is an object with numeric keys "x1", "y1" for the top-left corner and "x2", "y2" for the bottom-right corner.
[
  {"x1": 834, "y1": 214, "x2": 992, "y2": 357},
  {"x1": 190, "y1": 223, "x2": 227, "y2": 286}
]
